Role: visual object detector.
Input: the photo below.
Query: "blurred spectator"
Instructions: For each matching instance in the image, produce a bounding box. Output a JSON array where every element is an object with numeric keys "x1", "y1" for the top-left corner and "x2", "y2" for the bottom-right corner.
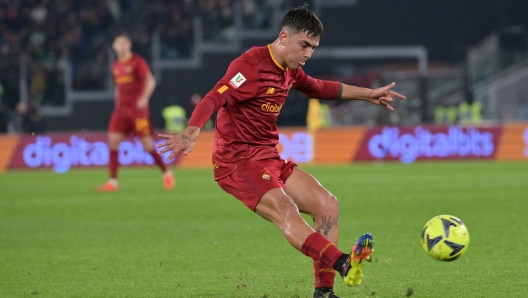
[
  {"x1": 198, "y1": 0, "x2": 236, "y2": 44},
  {"x1": 0, "y1": 0, "x2": 297, "y2": 131},
  {"x1": 241, "y1": 0, "x2": 274, "y2": 30}
]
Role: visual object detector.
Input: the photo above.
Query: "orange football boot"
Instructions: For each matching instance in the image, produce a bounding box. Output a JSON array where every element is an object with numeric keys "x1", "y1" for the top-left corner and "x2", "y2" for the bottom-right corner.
[
  {"x1": 163, "y1": 171, "x2": 175, "y2": 190},
  {"x1": 96, "y1": 181, "x2": 119, "y2": 192}
]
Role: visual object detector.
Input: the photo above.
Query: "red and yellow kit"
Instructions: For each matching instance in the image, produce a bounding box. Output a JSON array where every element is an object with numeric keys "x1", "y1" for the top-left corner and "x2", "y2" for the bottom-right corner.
[
  {"x1": 189, "y1": 45, "x2": 342, "y2": 210},
  {"x1": 109, "y1": 54, "x2": 153, "y2": 136}
]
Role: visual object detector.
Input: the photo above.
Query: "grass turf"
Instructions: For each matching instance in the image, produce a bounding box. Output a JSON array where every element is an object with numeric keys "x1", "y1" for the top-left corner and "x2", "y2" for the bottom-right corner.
[{"x1": 1, "y1": 161, "x2": 527, "y2": 297}]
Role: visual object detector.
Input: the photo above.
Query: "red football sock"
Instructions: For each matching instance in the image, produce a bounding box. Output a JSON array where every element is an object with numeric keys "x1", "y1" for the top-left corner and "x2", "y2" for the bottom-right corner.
[
  {"x1": 314, "y1": 260, "x2": 336, "y2": 288},
  {"x1": 109, "y1": 150, "x2": 118, "y2": 179},
  {"x1": 149, "y1": 150, "x2": 167, "y2": 172},
  {"x1": 301, "y1": 232, "x2": 343, "y2": 267}
]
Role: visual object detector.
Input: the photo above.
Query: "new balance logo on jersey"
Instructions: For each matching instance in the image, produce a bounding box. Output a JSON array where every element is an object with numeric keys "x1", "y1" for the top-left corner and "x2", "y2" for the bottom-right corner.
[
  {"x1": 261, "y1": 102, "x2": 283, "y2": 113},
  {"x1": 266, "y1": 87, "x2": 275, "y2": 95},
  {"x1": 229, "y1": 72, "x2": 246, "y2": 89}
]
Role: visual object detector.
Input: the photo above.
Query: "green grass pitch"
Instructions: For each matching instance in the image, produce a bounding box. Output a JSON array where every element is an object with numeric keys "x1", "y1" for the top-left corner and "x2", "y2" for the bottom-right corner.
[{"x1": 1, "y1": 161, "x2": 527, "y2": 297}]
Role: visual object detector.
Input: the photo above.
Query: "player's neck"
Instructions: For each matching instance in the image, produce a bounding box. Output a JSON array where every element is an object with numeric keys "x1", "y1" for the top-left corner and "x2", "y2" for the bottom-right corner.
[
  {"x1": 269, "y1": 40, "x2": 287, "y2": 70},
  {"x1": 117, "y1": 52, "x2": 133, "y2": 63}
]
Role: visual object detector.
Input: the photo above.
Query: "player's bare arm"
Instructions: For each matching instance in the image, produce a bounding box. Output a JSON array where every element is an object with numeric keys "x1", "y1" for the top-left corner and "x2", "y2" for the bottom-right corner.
[
  {"x1": 113, "y1": 87, "x2": 118, "y2": 108},
  {"x1": 340, "y1": 82, "x2": 406, "y2": 111},
  {"x1": 136, "y1": 73, "x2": 156, "y2": 109},
  {"x1": 157, "y1": 125, "x2": 200, "y2": 159}
]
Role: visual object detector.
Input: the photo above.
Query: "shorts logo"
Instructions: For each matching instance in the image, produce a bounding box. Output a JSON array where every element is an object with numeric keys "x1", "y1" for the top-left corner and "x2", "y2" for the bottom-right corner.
[
  {"x1": 266, "y1": 87, "x2": 275, "y2": 95},
  {"x1": 262, "y1": 174, "x2": 271, "y2": 181},
  {"x1": 261, "y1": 102, "x2": 283, "y2": 113},
  {"x1": 229, "y1": 72, "x2": 246, "y2": 89},
  {"x1": 135, "y1": 117, "x2": 150, "y2": 135}
]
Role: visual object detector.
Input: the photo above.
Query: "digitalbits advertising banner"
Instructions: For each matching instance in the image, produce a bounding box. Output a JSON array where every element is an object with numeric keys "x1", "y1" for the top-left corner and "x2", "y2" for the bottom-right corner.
[
  {"x1": 355, "y1": 126, "x2": 503, "y2": 163},
  {"x1": 9, "y1": 133, "x2": 182, "y2": 173},
  {"x1": 2, "y1": 124, "x2": 527, "y2": 173}
]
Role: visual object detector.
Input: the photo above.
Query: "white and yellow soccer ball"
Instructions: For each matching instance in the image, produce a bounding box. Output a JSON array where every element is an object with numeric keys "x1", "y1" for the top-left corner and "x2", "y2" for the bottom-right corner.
[{"x1": 421, "y1": 215, "x2": 470, "y2": 261}]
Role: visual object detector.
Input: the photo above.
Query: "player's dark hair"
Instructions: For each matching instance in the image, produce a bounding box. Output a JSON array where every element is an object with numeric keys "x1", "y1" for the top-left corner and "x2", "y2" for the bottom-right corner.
[{"x1": 281, "y1": 4, "x2": 324, "y2": 38}]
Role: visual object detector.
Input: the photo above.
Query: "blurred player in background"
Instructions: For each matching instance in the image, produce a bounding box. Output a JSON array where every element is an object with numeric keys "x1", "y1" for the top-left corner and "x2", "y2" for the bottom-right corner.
[
  {"x1": 157, "y1": 5, "x2": 404, "y2": 298},
  {"x1": 97, "y1": 33, "x2": 174, "y2": 192}
]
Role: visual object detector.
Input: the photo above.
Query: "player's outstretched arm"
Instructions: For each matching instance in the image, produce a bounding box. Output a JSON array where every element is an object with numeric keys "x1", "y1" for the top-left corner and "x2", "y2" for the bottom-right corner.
[
  {"x1": 341, "y1": 82, "x2": 406, "y2": 111},
  {"x1": 156, "y1": 89, "x2": 225, "y2": 160},
  {"x1": 157, "y1": 126, "x2": 200, "y2": 160}
]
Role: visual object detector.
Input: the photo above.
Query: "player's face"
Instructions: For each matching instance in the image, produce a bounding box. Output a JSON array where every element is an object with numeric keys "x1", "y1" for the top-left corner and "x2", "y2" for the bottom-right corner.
[
  {"x1": 112, "y1": 36, "x2": 132, "y2": 57},
  {"x1": 282, "y1": 30, "x2": 319, "y2": 70}
]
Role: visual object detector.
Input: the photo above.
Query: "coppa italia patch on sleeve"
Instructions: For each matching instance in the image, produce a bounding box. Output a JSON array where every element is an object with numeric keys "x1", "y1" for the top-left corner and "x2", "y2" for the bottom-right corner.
[{"x1": 229, "y1": 72, "x2": 247, "y2": 89}]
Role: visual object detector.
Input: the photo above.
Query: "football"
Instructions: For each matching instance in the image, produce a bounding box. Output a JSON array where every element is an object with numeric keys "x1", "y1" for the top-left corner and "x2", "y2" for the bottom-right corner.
[{"x1": 421, "y1": 215, "x2": 470, "y2": 261}]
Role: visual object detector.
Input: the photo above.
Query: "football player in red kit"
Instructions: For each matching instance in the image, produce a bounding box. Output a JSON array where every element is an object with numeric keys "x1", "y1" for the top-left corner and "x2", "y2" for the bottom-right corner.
[
  {"x1": 97, "y1": 34, "x2": 174, "y2": 192},
  {"x1": 157, "y1": 5, "x2": 404, "y2": 297}
]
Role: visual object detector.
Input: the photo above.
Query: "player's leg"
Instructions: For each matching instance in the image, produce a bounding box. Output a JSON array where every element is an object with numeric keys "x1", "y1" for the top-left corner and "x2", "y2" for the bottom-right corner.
[
  {"x1": 138, "y1": 133, "x2": 174, "y2": 190},
  {"x1": 255, "y1": 188, "x2": 315, "y2": 249},
  {"x1": 283, "y1": 167, "x2": 339, "y2": 295},
  {"x1": 96, "y1": 131, "x2": 125, "y2": 191},
  {"x1": 254, "y1": 188, "x2": 346, "y2": 267},
  {"x1": 217, "y1": 160, "x2": 347, "y2": 270},
  {"x1": 284, "y1": 166, "x2": 374, "y2": 290}
]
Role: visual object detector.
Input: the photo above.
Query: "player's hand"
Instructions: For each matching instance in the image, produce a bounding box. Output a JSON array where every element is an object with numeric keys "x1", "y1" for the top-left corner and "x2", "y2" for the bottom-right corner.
[
  {"x1": 366, "y1": 82, "x2": 406, "y2": 111},
  {"x1": 136, "y1": 98, "x2": 148, "y2": 109},
  {"x1": 156, "y1": 127, "x2": 200, "y2": 160}
]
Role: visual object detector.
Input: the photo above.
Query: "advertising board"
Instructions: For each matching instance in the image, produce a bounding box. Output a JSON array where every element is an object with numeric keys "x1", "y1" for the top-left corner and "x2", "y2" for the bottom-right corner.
[{"x1": 1, "y1": 124, "x2": 526, "y2": 173}]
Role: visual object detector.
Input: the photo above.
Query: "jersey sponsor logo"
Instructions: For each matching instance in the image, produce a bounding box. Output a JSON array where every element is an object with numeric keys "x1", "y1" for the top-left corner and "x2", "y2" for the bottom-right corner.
[
  {"x1": 261, "y1": 173, "x2": 271, "y2": 181},
  {"x1": 229, "y1": 72, "x2": 246, "y2": 89},
  {"x1": 261, "y1": 102, "x2": 283, "y2": 113},
  {"x1": 266, "y1": 87, "x2": 275, "y2": 95},
  {"x1": 126, "y1": 66, "x2": 132, "y2": 73},
  {"x1": 115, "y1": 75, "x2": 134, "y2": 84}
]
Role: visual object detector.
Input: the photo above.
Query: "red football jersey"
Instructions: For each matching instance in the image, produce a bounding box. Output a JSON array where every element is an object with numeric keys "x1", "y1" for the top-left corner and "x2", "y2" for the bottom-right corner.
[
  {"x1": 190, "y1": 45, "x2": 341, "y2": 180},
  {"x1": 111, "y1": 54, "x2": 151, "y2": 117}
]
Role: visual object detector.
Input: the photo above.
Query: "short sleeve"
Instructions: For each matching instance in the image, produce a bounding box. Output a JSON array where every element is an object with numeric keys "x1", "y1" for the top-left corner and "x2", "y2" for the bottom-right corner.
[
  {"x1": 135, "y1": 57, "x2": 151, "y2": 80},
  {"x1": 216, "y1": 57, "x2": 259, "y2": 104}
]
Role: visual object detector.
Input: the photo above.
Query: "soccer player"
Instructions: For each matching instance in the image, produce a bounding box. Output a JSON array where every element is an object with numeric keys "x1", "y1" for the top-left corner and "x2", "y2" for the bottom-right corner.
[
  {"x1": 157, "y1": 6, "x2": 404, "y2": 297},
  {"x1": 97, "y1": 34, "x2": 175, "y2": 192}
]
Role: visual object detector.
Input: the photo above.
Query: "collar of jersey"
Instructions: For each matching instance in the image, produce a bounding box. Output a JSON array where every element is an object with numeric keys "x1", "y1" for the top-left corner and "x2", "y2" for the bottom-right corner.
[
  {"x1": 267, "y1": 44, "x2": 285, "y2": 71},
  {"x1": 117, "y1": 54, "x2": 133, "y2": 64}
]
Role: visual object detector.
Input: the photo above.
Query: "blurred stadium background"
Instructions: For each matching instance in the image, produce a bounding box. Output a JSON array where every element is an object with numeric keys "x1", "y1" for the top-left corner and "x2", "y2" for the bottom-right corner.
[
  {"x1": 1, "y1": 0, "x2": 528, "y2": 171},
  {"x1": 0, "y1": 0, "x2": 526, "y2": 130}
]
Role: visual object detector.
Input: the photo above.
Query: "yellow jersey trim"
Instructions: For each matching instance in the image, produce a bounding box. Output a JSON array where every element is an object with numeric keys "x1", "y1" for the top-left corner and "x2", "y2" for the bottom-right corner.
[
  {"x1": 268, "y1": 44, "x2": 285, "y2": 71},
  {"x1": 217, "y1": 85, "x2": 229, "y2": 94}
]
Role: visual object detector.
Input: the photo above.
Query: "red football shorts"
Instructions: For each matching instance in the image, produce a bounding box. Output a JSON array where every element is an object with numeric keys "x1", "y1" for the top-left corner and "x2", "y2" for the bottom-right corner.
[
  {"x1": 109, "y1": 113, "x2": 154, "y2": 137},
  {"x1": 217, "y1": 158, "x2": 297, "y2": 211}
]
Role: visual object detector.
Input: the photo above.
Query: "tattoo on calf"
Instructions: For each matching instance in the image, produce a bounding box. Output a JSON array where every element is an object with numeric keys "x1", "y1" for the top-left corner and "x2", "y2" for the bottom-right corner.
[{"x1": 318, "y1": 216, "x2": 338, "y2": 237}]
